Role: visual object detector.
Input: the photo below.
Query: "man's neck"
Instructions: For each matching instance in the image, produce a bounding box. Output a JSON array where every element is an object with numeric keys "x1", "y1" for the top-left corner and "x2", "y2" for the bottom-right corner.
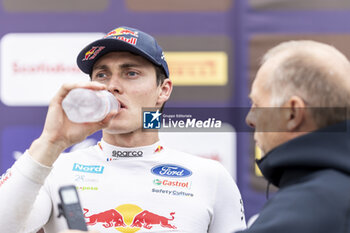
[{"x1": 102, "y1": 130, "x2": 160, "y2": 148}]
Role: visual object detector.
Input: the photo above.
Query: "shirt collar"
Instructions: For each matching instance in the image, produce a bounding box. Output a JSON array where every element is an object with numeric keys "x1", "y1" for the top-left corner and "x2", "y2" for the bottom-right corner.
[{"x1": 98, "y1": 139, "x2": 164, "y2": 161}]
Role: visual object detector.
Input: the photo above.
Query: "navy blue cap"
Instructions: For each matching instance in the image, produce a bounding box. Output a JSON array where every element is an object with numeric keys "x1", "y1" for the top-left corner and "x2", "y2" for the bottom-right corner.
[{"x1": 77, "y1": 26, "x2": 169, "y2": 78}]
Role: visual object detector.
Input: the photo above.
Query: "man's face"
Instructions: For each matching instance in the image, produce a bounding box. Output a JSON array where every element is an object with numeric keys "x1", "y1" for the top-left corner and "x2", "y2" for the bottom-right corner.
[
  {"x1": 246, "y1": 61, "x2": 288, "y2": 156},
  {"x1": 91, "y1": 52, "x2": 170, "y2": 134}
]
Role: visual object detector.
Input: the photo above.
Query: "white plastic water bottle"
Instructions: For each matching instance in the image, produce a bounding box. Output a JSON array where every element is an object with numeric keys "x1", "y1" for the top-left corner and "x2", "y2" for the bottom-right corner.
[{"x1": 62, "y1": 88, "x2": 119, "y2": 123}]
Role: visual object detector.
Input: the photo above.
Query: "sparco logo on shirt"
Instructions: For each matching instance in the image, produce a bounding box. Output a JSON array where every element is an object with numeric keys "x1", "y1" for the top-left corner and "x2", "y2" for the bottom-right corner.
[
  {"x1": 112, "y1": 150, "x2": 143, "y2": 158},
  {"x1": 72, "y1": 163, "x2": 104, "y2": 174},
  {"x1": 151, "y1": 164, "x2": 192, "y2": 178}
]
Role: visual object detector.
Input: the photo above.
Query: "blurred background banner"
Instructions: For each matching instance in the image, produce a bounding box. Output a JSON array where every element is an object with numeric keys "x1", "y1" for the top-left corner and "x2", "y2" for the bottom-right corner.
[
  {"x1": 0, "y1": 33, "x2": 102, "y2": 105},
  {"x1": 1, "y1": 0, "x2": 350, "y2": 222}
]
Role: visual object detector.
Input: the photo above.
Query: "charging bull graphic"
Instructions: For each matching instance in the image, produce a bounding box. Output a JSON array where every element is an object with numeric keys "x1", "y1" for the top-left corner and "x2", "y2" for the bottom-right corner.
[
  {"x1": 130, "y1": 210, "x2": 177, "y2": 229},
  {"x1": 83, "y1": 204, "x2": 177, "y2": 232},
  {"x1": 83, "y1": 208, "x2": 126, "y2": 228}
]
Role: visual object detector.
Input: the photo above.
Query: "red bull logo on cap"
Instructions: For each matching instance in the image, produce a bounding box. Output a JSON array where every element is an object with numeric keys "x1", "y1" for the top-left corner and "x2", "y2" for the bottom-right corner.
[
  {"x1": 84, "y1": 204, "x2": 177, "y2": 232},
  {"x1": 105, "y1": 27, "x2": 139, "y2": 38},
  {"x1": 82, "y1": 46, "x2": 105, "y2": 61},
  {"x1": 104, "y1": 27, "x2": 139, "y2": 46}
]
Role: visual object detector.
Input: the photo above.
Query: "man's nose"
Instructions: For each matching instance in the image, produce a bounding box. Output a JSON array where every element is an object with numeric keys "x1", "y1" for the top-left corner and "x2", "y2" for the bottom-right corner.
[
  {"x1": 245, "y1": 108, "x2": 256, "y2": 128},
  {"x1": 107, "y1": 76, "x2": 122, "y2": 94}
]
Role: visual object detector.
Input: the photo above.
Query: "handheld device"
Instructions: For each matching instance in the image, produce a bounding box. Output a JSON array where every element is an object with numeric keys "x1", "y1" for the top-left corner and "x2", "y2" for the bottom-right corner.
[{"x1": 58, "y1": 185, "x2": 88, "y2": 231}]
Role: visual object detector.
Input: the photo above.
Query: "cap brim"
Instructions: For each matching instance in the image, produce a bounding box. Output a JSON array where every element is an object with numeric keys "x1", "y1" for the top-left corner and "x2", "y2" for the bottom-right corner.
[{"x1": 77, "y1": 38, "x2": 162, "y2": 75}]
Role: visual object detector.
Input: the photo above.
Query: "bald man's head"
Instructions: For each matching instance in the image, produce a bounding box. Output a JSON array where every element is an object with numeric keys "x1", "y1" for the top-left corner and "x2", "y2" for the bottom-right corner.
[{"x1": 260, "y1": 40, "x2": 350, "y2": 128}]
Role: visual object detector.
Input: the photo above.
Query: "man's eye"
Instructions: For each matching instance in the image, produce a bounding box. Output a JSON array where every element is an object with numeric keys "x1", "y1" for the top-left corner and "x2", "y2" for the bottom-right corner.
[
  {"x1": 96, "y1": 73, "x2": 107, "y2": 78},
  {"x1": 127, "y1": 71, "x2": 138, "y2": 77}
]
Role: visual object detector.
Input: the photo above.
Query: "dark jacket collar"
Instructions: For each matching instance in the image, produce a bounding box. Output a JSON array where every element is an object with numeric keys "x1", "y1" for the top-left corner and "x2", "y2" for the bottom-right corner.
[{"x1": 256, "y1": 120, "x2": 350, "y2": 187}]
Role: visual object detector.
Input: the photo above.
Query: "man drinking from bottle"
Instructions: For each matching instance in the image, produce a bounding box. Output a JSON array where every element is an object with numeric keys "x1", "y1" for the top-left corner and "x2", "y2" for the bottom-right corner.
[{"x1": 0, "y1": 26, "x2": 246, "y2": 233}]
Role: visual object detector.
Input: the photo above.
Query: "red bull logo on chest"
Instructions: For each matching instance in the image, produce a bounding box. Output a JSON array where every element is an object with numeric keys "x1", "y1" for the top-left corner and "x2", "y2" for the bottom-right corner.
[{"x1": 84, "y1": 204, "x2": 177, "y2": 232}]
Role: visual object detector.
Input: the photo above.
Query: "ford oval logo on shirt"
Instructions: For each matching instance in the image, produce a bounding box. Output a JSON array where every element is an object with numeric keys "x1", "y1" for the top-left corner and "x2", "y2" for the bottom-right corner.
[{"x1": 151, "y1": 164, "x2": 192, "y2": 178}]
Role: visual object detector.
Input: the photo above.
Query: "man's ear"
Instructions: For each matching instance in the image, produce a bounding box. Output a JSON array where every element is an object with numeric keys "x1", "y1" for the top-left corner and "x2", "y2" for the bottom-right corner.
[
  {"x1": 156, "y1": 79, "x2": 173, "y2": 106},
  {"x1": 284, "y1": 96, "x2": 306, "y2": 131}
]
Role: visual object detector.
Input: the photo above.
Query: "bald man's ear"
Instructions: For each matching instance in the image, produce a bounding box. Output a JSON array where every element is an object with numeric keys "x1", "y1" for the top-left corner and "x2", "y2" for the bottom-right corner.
[{"x1": 284, "y1": 96, "x2": 306, "y2": 131}]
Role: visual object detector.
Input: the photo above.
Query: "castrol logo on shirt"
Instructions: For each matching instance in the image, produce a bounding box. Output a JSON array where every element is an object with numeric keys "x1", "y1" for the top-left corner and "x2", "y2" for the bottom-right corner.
[
  {"x1": 153, "y1": 179, "x2": 192, "y2": 189},
  {"x1": 151, "y1": 164, "x2": 192, "y2": 178}
]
